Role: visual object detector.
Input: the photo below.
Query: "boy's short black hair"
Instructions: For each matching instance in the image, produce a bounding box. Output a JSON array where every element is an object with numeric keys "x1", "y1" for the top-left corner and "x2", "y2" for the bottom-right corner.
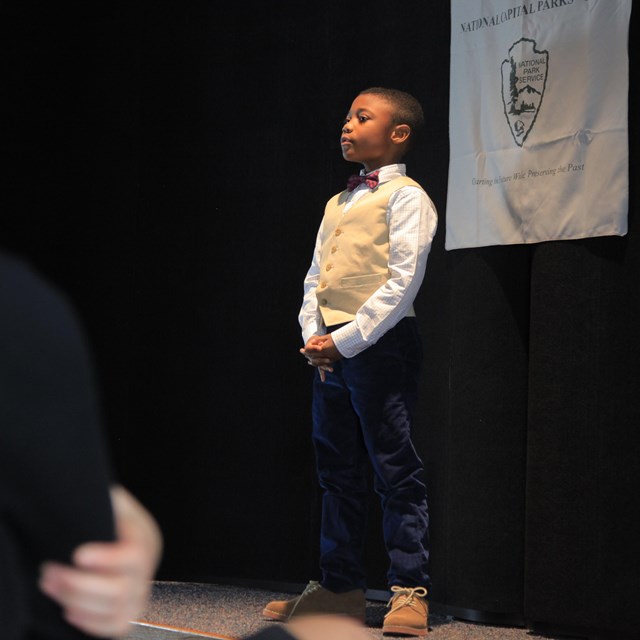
[{"x1": 358, "y1": 87, "x2": 425, "y2": 150}]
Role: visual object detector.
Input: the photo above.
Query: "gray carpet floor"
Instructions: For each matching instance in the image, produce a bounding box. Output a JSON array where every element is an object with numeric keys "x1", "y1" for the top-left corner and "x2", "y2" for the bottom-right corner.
[{"x1": 132, "y1": 581, "x2": 578, "y2": 640}]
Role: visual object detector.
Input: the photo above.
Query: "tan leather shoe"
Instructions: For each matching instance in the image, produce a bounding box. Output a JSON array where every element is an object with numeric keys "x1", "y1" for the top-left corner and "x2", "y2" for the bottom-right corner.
[
  {"x1": 382, "y1": 586, "x2": 428, "y2": 636},
  {"x1": 263, "y1": 581, "x2": 366, "y2": 623},
  {"x1": 262, "y1": 591, "x2": 302, "y2": 621}
]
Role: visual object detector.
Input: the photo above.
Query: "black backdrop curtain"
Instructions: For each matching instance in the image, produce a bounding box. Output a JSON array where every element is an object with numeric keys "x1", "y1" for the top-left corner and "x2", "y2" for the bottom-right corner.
[{"x1": 4, "y1": 2, "x2": 638, "y2": 638}]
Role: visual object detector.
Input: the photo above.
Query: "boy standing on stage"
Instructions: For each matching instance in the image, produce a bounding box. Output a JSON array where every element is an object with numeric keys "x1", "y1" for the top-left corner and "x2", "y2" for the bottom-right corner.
[{"x1": 264, "y1": 87, "x2": 437, "y2": 637}]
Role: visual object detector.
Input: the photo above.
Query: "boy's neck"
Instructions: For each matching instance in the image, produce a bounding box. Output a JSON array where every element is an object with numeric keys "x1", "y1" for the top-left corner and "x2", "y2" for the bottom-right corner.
[
  {"x1": 361, "y1": 162, "x2": 402, "y2": 174},
  {"x1": 362, "y1": 156, "x2": 405, "y2": 173}
]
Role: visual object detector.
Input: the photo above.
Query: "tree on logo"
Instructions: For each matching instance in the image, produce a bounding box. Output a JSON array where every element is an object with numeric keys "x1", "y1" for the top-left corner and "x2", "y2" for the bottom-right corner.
[{"x1": 509, "y1": 58, "x2": 519, "y2": 114}]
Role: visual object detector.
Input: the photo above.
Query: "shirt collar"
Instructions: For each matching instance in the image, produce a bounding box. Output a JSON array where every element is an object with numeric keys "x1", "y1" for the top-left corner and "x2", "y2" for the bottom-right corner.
[{"x1": 360, "y1": 163, "x2": 406, "y2": 184}]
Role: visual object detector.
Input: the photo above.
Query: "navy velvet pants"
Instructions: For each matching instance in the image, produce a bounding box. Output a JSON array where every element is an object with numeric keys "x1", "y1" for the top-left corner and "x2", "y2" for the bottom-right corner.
[{"x1": 311, "y1": 317, "x2": 430, "y2": 593}]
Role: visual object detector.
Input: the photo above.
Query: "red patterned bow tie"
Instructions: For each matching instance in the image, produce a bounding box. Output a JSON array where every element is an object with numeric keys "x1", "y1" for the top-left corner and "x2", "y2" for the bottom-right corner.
[{"x1": 346, "y1": 171, "x2": 380, "y2": 192}]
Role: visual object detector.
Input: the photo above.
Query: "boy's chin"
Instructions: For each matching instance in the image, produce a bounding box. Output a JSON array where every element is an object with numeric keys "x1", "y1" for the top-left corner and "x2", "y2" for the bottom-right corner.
[{"x1": 341, "y1": 149, "x2": 361, "y2": 164}]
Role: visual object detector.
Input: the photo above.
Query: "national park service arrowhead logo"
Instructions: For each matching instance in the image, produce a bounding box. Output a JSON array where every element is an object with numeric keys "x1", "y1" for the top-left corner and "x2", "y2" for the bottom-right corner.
[{"x1": 501, "y1": 38, "x2": 549, "y2": 147}]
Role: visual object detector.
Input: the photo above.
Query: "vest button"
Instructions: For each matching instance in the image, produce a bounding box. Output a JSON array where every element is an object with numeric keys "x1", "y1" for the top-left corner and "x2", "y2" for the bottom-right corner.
[
  {"x1": 335, "y1": 228, "x2": 342, "y2": 236},
  {"x1": 320, "y1": 281, "x2": 327, "y2": 289},
  {"x1": 320, "y1": 298, "x2": 328, "y2": 306},
  {"x1": 325, "y1": 263, "x2": 333, "y2": 271},
  {"x1": 331, "y1": 246, "x2": 338, "y2": 254}
]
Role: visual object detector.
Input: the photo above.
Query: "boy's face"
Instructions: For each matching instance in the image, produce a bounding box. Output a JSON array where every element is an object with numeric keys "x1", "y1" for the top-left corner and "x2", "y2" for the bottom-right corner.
[{"x1": 340, "y1": 94, "x2": 408, "y2": 172}]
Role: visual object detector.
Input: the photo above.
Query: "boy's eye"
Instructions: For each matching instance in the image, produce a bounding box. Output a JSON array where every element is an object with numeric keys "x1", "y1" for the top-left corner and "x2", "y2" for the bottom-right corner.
[{"x1": 358, "y1": 115, "x2": 369, "y2": 123}]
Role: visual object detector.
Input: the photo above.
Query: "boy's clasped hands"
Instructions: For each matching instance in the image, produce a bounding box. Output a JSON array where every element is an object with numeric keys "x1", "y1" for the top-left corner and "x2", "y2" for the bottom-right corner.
[{"x1": 300, "y1": 335, "x2": 342, "y2": 382}]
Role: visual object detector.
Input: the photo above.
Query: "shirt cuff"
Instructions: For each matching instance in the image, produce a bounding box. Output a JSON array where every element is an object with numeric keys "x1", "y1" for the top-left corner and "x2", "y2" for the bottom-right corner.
[{"x1": 330, "y1": 322, "x2": 363, "y2": 359}]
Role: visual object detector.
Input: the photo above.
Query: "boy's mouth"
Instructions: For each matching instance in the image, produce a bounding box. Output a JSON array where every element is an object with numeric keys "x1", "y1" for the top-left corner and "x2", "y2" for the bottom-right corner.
[{"x1": 340, "y1": 136, "x2": 353, "y2": 147}]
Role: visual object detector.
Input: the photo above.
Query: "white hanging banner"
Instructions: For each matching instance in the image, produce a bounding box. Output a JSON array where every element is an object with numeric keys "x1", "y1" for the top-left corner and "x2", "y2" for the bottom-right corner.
[{"x1": 446, "y1": 0, "x2": 631, "y2": 250}]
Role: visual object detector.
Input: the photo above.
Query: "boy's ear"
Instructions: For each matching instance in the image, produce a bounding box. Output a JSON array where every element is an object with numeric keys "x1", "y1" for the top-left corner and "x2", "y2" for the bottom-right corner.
[{"x1": 391, "y1": 124, "x2": 411, "y2": 145}]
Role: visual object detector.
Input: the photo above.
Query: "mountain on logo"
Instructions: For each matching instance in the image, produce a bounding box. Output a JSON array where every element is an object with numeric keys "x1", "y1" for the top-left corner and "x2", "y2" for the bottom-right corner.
[
  {"x1": 520, "y1": 84, "x2": 541, "y2": 96},
  {"x1": 510, "y1": 84, "x2": 542, "y2": 114}
]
